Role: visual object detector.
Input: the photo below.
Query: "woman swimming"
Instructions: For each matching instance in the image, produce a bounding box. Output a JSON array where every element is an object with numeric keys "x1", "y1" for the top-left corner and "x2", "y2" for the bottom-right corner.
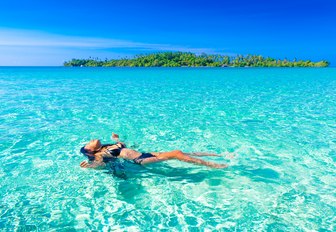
[{"x1": 80, "y1": 133, "x2": 228, "y2": 169}]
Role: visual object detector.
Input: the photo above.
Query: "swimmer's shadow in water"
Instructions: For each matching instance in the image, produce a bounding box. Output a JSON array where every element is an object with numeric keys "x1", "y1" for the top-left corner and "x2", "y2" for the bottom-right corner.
[
  {"x1": 102, "y1": 160, "x2": 130, "y2": 180},
  {"x1": 103, "y1": 160, "x2": 227, "y2": 183},
  {"x1": 142, "y1": 163, "x2": 227, "y2": 183},
  {"x1": 102, "y1": 160, "x2": 156, "y2": 180},
  {"x1": 103, "y1": 169, "x2": 128, "y2": 180},
  {"x1": 232, "y1": 165, "x2": 281, "y2": 184}
]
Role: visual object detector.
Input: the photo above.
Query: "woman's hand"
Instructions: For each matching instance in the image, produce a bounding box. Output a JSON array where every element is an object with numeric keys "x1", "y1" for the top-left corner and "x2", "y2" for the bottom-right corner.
[
  {"x1": 111, "y1": 133, "x2": 119, "y2": 141},
  {"x1": 80, "y1": 160, "x2": 106, "y2": 169},
  {"x1": 80, "y1": 161, "x2": 89, "y2": 168}
]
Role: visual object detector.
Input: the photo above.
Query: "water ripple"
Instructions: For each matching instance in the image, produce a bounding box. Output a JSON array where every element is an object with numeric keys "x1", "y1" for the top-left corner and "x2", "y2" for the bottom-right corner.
[{"x1": 0, "y1": 67, "x2": 335, "y2": 230}]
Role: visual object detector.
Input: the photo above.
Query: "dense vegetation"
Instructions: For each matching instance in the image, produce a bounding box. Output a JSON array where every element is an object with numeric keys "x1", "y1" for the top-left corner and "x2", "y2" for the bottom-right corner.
[{"x1": 64, "y1": 52, "x2": 329, "y2": 67}]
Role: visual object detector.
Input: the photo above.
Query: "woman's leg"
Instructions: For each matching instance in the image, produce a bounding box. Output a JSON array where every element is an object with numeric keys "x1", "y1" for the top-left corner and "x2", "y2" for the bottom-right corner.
[
  {"x1": 151, "y1": 150, "x2": 228, "y2": 169},
  {"x1": 184, "y1": 152, "x2": 220, "y2": 157}
]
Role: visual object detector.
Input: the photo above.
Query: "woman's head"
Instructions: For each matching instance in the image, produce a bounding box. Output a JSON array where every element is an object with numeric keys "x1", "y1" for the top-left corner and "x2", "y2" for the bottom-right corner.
[
  {"x1": 84, "y1": 139, "x2": 102, "y2": 153},
  {"x1": 80, "y1": 139, "x2": 102, "y2": 159}
]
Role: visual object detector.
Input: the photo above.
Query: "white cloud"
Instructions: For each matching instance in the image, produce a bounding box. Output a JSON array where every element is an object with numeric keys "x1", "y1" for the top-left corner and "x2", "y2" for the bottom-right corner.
[
  {"x1": 0, "y1": 28, "x2": 143, "y2": 48},
  {"x1": 0, "y1": 28, "x2": 231, "y2": 65},
  {"x1": 0, "y1": 28, "x2": 216, "y2": 51}
]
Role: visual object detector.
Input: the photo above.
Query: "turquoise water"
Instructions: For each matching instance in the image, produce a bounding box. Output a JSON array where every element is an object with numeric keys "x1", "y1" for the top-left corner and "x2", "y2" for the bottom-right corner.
[{"x1": 0, "y1": 67, "x2": 335, "y2": 231}]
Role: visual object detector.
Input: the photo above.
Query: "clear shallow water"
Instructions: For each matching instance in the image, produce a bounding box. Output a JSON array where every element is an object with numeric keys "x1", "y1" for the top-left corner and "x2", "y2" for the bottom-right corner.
[{"x1": 0, "y1": 67, "x2": 335, "y2": 231}]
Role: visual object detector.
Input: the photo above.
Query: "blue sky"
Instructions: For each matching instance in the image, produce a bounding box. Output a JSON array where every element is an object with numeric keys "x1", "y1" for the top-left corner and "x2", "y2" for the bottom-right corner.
[{"x1": 0, "y1": 0, "x2": 335, "y2": 66}]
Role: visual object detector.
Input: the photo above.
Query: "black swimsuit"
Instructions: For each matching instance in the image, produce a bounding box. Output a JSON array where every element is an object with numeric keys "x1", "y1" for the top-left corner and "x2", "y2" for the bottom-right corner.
[
  {"x1": 105, "y1": 143, "x2": 156, "y2": 165},
  {"x1": 80, "y1": 143, "x2": 125, "y2": 162},
  {"x1": 104, "y1": 143, "x2": 125, "y2": 157},
  {"x1": 133, "y1": 153, "x2": 156, "y2": 164},
  {"x1": 81, "y1": 142, "x2": 155, "y2": 165}
]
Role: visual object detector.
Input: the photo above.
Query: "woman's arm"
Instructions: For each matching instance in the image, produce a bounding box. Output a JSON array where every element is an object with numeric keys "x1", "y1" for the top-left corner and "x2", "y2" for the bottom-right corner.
[
  {"x1": 80, "y1": 161, "x2": 106, "y2": 169},
  {"x1": 111, "y1": 133, "x2": 126, "y2": 147},
  {"x1": 111, "y1": 132, "x2": 120, "y2": 142},
  {"x1": 80, "y1": 153, "x2": 106, "y2": 169}
]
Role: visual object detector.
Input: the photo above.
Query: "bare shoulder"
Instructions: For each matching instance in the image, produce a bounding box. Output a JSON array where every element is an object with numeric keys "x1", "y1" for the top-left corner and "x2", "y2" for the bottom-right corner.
[{"x1": 93, "y1": 151, "x2": 105, "y2": 161}]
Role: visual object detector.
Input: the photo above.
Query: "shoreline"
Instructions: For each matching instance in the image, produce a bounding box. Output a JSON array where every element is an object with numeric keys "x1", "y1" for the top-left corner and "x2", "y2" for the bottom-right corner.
[
  {"x1": 63, "y1": 52, "x2": 330, "y2": 68},
  {"x1": 0, "y1": 66, "x2": 335, "y2": 68}
]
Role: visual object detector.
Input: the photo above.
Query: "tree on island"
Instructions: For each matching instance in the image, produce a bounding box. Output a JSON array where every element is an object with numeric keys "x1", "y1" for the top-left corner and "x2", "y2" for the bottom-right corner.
[{"x1": 64, "y1": 52, "x2": 329, "y2": 67}]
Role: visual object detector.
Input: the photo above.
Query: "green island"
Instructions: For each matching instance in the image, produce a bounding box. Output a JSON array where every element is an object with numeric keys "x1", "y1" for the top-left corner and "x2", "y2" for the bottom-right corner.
[{"x1": 64, "y1": 52, "x2": 329, "y2": 67}]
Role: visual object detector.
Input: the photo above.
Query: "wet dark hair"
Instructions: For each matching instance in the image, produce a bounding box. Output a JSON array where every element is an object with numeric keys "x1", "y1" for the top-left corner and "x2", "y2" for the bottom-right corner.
[{"x1": 80, "y1": 146, "x2": 96, "y2": 161}]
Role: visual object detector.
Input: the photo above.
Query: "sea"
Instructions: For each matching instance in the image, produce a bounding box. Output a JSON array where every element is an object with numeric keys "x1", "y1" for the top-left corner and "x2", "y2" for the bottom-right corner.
[{"x1": 0, "y1": 67, "x2": 335, "y2": 231}]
